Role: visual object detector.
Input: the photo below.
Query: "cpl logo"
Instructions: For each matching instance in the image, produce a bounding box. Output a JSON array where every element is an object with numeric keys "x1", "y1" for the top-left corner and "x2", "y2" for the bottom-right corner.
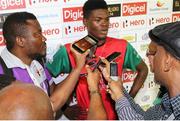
[{"x1": 156, "y1": 0, "x2": 164, "y2": 7}]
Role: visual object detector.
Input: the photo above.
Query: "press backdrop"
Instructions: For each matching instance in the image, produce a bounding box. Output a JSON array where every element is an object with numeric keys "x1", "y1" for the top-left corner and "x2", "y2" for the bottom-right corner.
[{"x1": 1, "y1": 0, "x2": 180, "y2": 110}]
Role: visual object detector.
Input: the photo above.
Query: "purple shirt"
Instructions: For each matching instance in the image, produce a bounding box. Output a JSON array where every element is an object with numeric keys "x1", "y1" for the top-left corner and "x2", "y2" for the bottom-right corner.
[{"x1": 0, "y1": 65, "x2": 52, "y2": 94}]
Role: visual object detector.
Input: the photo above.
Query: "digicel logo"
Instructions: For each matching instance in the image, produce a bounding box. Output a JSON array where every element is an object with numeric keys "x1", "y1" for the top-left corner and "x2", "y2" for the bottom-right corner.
[
  {"x1": 0, "y1": 31, "x2": 5, "y2": 46},
  {"x1": 63, "y1": 7, "x2": 83, "y2": 22},
  {"x1": 122, "y1": 2, "x2": 147, "y2": 16},
  {"x1": 172, "y1": 13, "x2": 180, "y2": 22},
  {"x1": 0, "y1": 0, "x2": 26, "y2": 10},
  {"x1": 122, "y1": 70, "x2": 137, "y2": 83}
]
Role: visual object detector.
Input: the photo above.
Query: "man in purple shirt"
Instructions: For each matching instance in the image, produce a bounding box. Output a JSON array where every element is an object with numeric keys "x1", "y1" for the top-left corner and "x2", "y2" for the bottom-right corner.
[{"x1": 1, "y1": 12, "x2": 89, "y2": 115}]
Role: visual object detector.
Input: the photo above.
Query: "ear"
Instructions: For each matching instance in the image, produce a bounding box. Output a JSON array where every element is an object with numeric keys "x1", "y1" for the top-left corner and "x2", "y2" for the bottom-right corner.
[
  {"x1": 83, "y1": 18, "x2": 88, "y2": 27},
  {"x1": 16, "y1": 36, "x2": 25, "y2": 47},
  {"x1": 164, "y1": 53, "x2": 172, "y2": 72}
]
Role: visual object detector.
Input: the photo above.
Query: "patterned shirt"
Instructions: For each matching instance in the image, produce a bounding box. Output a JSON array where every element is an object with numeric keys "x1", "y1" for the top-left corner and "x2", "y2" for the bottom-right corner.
[{"x1": 116, "y1": 89, "x2": 180, "y2": 120}]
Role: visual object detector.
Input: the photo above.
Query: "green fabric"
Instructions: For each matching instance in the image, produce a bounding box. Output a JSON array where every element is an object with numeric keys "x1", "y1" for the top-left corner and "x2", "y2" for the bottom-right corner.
[
  {"x1": 153, "y1": 97, "x2": 162, "y2": 105},
  {"x1": 123, "y1": 43, "x2": 142, "y2": 71},
  {"x1": 46, "y1": 43, "x2": 142, "y2": 76},
  {"x1": 46, "y1": 46, "x2": 71, "y2": 77}
]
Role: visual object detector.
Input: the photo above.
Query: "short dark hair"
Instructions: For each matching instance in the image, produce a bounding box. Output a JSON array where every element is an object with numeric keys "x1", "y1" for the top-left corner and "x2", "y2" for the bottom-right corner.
[
  {"x1": 2, "y1": 12, "x2": 37, "y2": 51},
  {"x1": 83, "y1": 0, "x2": 108, "y2": 19}
]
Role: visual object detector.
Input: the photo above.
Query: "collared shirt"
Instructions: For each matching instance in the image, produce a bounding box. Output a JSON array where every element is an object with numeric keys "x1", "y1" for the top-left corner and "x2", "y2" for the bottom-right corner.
[
  {"x1": 0, "y1": 48, "x2": 53, "y2": 94},
  {"x1": 116, "y1": 89, "x2": 180, "y2": 120}
]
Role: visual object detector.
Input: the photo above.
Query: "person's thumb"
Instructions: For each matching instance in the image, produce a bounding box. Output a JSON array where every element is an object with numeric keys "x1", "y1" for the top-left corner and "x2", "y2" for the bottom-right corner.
[{"x1": 85, "y1": 65, "x2": 91, "y2": 73}]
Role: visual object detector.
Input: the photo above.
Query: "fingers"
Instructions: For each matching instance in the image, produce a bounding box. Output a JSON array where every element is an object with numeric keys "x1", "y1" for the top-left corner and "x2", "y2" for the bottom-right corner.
[
  {"x1": 85, "y1": 65, "x2": 91, "y2": 73},
  {"x1": 70, "y1": 43, "x2": 74, "y2": 51},
  {"x1": 84, "y1": 49, "x2": 90, "y2": 56},
  {"x1": 70, "y1": 43, "x2": 78, "y2": 55},
  {"x1": 106, "y1": 83, "x2": 112, "y2": 94},
  {"x1": 106, "y1": 88, "x2": 112, "y2": 94},
  {"x1": 100, "y1": 57, "x2": 110, "y2": 66}
]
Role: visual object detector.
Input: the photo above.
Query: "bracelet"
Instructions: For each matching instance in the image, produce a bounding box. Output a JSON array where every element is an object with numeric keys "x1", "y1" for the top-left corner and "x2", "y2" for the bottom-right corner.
[{"x1": 90, "y1": 90, "x2": 100, "y2": 95}]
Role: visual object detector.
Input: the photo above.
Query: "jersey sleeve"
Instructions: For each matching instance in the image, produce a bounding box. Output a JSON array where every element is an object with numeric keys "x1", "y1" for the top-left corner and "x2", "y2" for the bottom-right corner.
[
  {"x1": 46, "y1": 46, "x2": 71, "y2": 77},
  {"x1": 123, "y1": 43, "x2": 142, "y2": 71}
]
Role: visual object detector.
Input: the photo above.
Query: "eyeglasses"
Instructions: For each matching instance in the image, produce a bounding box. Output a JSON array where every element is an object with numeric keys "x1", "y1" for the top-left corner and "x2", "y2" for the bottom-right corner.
[{"x1": 146, "y1": 49, "x2": 156, "y2": 57}]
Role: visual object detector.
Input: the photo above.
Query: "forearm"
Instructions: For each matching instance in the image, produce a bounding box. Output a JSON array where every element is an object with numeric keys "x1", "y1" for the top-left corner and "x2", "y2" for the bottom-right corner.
[
  {"x1": 116, "y1": 96, "x2": 144, "y2": 120},
  {"x1": 129, "y1": 73, "x2": 146, "y2": 98},
  {"x1": 87, "y1": 91, "x2": 107, "y2": 120},
  {"x1": 50, "y1": 67, "x2": 81, "y2": 111},
  {"x1": 129, "y1": 63, "x2": 148, "y2": 97}
]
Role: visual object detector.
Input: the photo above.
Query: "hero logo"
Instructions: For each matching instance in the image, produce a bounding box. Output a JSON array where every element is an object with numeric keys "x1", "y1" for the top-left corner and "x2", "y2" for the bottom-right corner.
[
  {"x1": 0, "y1": 31, "x2": 5, "y2": 46},
  {"x1": 42, "y1": 28, "x2": 60, "y2": 36},
  {"x1": 63, "y1": 7, "x2": 83, "y2": 22},
  {"x1": 109, "y1": 22, "x2": 121, "y2": 29},
  {"x1": 172, "y1": 13, "x2": 180, "y2": 22},
  {"x1": 149, "y1": 17, "x2": 171, "y2": 26},
  {"x1": 29, "y1": 0, "x2": 58, "y2": 5},
  {"x1": 122, "y1": 2, "x2": 147, "y2": 16},
  {"x1": 65, "y1": 25, "x2": 86, "y2": 35},
  {"x1": 123, "y1": 19, "x2": 145, "y2": 28},
  {"x1": 0, "y1": 0, "x2": 26, "y2": 10}
]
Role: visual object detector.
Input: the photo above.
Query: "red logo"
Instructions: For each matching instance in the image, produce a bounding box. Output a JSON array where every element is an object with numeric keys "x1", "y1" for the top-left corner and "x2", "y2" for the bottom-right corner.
[
  {"x1": 122, "y1": 70, "x2": 137, "y2": 82},
  {"x1": 172, "y1": 13, "x2": 180, "y2": 22},
  {"x1": 42, "y1": 28, "x2": 60, "y2": 36},
  {"x1": 64, "y1": 0, "x2": 71, "y2": 2},
  {"x1": 122, "y1": 2, "x2": 147, "y2": 16},
  {"x1": 109, "y1": 22, "x2": 121, "y2": 29},
  {"x1": 0, "y1": 0, "x2": 26, "y2": 10},
  {"x1": 156, "y1": 0, "x2": 165, "y2": 7},
  {"x1": 0, "y1": 31, "x2": 5, "y2": 46},
  {"x1": 63, "y1": 7, "x2": 83, "y2": 22}
]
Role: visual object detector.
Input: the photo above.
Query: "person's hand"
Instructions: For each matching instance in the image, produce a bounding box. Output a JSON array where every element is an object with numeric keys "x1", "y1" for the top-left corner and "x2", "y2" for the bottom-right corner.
[
  {"x1": 98, "y1": 57, "x2": 110, "y2": 78},
  {"x1": 99, "y1": 58, "x2": 124, "y2": 101},
  {"x1": 70, "y1": 44, "x2": 90, "y2": 70},
  {"x1": 86, "y1": 65, "x2": 101, "y2": 91},
  {"x1": 106, "y1": 77, "x2": 124, "y2": 101}
]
